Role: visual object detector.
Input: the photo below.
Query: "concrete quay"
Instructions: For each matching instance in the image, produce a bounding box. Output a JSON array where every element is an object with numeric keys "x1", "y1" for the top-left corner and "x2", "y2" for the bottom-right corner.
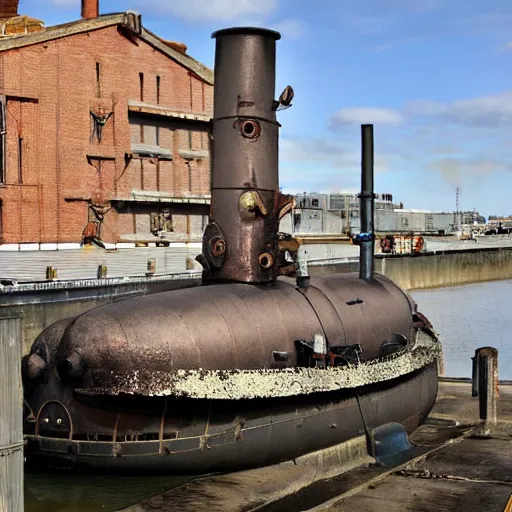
[{"x1": 120, "y1": 380, "x2": 512, "y2": 512}]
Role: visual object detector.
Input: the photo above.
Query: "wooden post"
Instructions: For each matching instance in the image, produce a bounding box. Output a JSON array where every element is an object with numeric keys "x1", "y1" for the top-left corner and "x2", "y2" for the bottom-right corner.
[
  {"x1": 472, "y1": 346, "x2": 499, "y2": 427},
  {"x1": 0, "y1": 312, "x2": 24, "y2": 512}
]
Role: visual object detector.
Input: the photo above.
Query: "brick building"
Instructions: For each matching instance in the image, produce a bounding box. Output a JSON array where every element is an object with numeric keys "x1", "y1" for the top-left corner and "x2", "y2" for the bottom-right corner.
[{"x1": 0, "y1": 0, "x2": 213, "y2": 247}]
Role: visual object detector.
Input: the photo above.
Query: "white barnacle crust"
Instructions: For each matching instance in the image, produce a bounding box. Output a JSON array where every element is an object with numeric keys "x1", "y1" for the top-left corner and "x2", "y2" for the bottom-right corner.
[{"x1": 77, "y1": 330, "x2": 441, "y2": 400}]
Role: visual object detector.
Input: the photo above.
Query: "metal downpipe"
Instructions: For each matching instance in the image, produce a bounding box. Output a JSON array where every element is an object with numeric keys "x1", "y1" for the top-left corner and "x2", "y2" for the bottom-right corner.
[{"x1": 359, "y1": 124, "x2": 375, "y2": 281}]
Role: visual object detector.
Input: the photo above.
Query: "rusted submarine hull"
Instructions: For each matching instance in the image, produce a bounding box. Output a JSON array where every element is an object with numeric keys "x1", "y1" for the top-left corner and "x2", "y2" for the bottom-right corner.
[
  {"x1": 23, "y1": 272, "x2": 439, "y2": 473},
  {"x1": 24, "y1": 364, "x2": 437, "y2": 474},
  {"x1": 51, "y1": 273, "x2": 413, "y2": 380}
]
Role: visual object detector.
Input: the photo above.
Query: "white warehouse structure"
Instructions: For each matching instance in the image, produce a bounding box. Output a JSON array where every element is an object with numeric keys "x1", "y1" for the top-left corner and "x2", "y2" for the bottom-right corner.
[{"x1": 280, "y1": 192, "x2": 477, "y2": 236}]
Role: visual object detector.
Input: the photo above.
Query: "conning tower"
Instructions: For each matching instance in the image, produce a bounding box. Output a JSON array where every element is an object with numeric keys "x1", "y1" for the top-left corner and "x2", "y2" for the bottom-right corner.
[{"x1": 199, "y1": 27, "x2": 294, "y2": 283}]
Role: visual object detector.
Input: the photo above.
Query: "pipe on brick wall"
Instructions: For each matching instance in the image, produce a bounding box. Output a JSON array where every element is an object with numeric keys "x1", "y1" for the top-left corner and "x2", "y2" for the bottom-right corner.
[{"x1": 81, "y1": 0, "x2": 99, "y2": 19}]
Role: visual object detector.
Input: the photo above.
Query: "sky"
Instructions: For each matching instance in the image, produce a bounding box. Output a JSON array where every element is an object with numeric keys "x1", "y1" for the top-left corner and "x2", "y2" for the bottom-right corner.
[{"x1": 20, "y1": 0, "x2": 512, "y2": 216}]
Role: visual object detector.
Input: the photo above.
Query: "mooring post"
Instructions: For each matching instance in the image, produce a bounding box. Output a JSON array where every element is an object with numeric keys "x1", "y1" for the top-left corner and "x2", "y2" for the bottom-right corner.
[
  {"x1": 0, "y1": 312, "x2": 24, "y2": 512},
  {"x1": 471, "y1": 346, "x2": 499, "y2": 426}
]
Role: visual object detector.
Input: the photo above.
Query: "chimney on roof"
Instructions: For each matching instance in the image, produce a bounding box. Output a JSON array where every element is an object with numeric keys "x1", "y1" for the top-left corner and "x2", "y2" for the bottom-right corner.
[
  {"x1": 0, "y1": 0, "x2": 19, "y2": 19},
  {"x1": 81, "y1": 0, "x2": 99, "y2": 19}
]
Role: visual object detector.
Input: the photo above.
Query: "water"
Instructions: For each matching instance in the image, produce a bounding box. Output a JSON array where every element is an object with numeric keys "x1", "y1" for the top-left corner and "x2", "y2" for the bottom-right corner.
[
  {"x1": 24, "y1": 280, "x2": 512, "y2": 510},
  {"x1": 411, "y1": 280, "x2": 512, "y2": 380},
  {"x1": 25, "y1": 472, "x2": 192, "y2": 512}
]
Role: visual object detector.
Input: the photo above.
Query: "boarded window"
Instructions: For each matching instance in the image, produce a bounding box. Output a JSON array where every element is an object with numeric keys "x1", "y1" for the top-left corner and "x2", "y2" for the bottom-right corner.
[{"x1": 150, "y1": 209, "x2": 173, "y2": 235}]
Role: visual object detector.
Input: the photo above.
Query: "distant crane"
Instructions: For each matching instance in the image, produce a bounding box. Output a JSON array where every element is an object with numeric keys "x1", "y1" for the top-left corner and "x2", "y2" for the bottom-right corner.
[{"x1": 456, "y1": 186, "x2": 461, "y2": 231}]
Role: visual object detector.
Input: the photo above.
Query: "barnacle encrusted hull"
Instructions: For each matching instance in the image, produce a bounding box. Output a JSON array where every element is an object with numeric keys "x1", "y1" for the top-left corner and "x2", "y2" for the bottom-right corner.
[
  {"x1": 22, "y1": 278, "x2": 440, "y2": 474},
  {"x1": 24, "y1": 357, "x2": 438, "y2": 474},
  {"x1": 77, "y1": 330, "x2": 441, "y2": 400}
]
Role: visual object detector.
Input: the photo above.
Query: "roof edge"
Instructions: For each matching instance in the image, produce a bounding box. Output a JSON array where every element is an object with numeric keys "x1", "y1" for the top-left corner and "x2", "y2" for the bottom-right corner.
[
  {"x1": 0, "y1": 12, "x2": 214, "y2": 85},
  {"x1": 141, "y1": 27, "x2": 213, "y2": 85}
]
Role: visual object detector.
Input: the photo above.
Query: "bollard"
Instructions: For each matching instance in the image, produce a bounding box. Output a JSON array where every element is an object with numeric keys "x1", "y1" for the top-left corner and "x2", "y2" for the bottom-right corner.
[
  {"x1": 146, "y1": 258, "x2": 156, "y2": 275},
  {"x1": 186, "y1": 256, "x2": 196, "y2": 271},
  {"x1": 0, "y1": 312, "x2": 24, "y2": 512},
  {"x1": 46, "y1": 265, "x2": 58, "y2": 280},
  {"x1": 471, "y1": 346, "x2": 499, "y2": 426}
]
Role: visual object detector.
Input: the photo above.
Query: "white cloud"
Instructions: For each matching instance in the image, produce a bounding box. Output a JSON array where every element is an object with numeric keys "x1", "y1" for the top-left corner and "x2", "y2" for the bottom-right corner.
[
  {"x1": 280, "y1": 138, "x2": 391, "y2": 173},
  {"x1": 329, "y1": 107, "x2": 403, "y2": 128},
  {"x1": 143, "y1": 0, "x2": 277, "y2": 23},
  {"x1": 443, "y1": 91, "x2": 512, "y2": 128},
  {"x1": 333, "y1": 90, "x2": 512, "y2": 131},
  {"x1": 272, "y1": 19, "x2": 307, "y2": 39},
  {"x1": 408, "y1": 91, "x2": 512, "y2": 128},
  {"x1": 279, "y1": 137, "x2": 393, "y2": 193}
]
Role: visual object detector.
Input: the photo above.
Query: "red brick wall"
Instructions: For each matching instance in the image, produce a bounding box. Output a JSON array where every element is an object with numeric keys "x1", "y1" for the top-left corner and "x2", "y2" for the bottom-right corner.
[{"x1": 0, "y1": 24, "x2": 213, "y2": 243}]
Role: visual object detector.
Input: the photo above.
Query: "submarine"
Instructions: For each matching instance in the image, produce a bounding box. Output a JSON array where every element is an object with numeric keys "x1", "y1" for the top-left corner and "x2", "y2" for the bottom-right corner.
[{"x1": 22, "y1": 27, "x2": 441, "y2": 474}]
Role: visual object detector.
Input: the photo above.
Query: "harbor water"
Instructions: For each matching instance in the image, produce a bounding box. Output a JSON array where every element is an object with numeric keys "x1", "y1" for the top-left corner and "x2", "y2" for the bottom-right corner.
[
  {"x1": 25, "y1": 472, "x2": 192, "y2": 512},
  {"x1": 411, "y1": 279, "x2": 512, "y2": 380},
  {"x1": 24, "y1": 280, "x2": 511, "y2": 511}
]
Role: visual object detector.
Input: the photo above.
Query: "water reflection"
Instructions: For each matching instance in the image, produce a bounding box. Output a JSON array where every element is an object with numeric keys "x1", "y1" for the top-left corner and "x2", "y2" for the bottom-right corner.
[{"x1": 25, "y1": 471, "x2": 192, "y2": 512}]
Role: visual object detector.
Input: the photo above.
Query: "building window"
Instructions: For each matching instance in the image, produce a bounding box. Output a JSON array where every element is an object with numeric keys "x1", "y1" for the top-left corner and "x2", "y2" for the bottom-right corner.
[
  {"x1": 96, "y1": 62, "x2": 101, "y2": 98},
  {"x1": 139, "y1": 72, "x2": 144, "y2": 102},
  {"x1": 156, "y1": 75, "x2": 161, "y2": 105},
  {"x1": 150, "y1": 209, "x2": 173, "y2": 235}
]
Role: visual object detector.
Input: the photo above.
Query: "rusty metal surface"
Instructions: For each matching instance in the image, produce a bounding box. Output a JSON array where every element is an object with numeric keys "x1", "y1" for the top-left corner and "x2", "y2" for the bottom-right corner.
[
  {"x1": 24, "y1": 274, "x2": 414, "y2": 390},
  {"x1": 201, "y1": 28, "x2": 285, "y2": 283},
  {"x1": 76, "y1": 329, "x2": 441, "y2": 399},
  {"x1": 21, "y1": 269, "x2": 440, "y2": 472},
  {"x1": 24, "y1": 365, "x2": 438, "y2": 474}
]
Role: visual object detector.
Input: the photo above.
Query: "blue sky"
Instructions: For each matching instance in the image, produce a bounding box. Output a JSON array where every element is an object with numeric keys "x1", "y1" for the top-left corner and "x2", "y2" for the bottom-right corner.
[{"x1": 21, "y1": 0, "x2": 512, "y2": 216}]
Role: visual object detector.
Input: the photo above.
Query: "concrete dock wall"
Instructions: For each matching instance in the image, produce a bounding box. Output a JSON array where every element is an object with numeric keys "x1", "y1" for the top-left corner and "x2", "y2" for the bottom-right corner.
[
  {"x1": 308, "y1": 246, "x2": 512, "y2": 291},
  {"x1": 381, "y1": 247, "x2": 512, "y2": 290}
]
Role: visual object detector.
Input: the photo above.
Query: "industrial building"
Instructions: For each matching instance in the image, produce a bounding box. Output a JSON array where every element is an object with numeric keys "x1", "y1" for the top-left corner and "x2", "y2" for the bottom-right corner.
[
  {"x1": 284, "y1": 192, "x2": 401, "y2": 234},
  {"x1": 0, "y1": 0, "x2": 213, "y2": 247},
  {"x1": 282, "y1": 192, "x2": 480, "y2": 236}
]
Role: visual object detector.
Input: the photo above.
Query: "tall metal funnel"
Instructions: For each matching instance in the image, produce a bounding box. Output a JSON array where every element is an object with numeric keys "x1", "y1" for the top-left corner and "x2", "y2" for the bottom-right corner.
[{"x1": 199, "y1": 27, "x2": 284, "y2": 284}]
